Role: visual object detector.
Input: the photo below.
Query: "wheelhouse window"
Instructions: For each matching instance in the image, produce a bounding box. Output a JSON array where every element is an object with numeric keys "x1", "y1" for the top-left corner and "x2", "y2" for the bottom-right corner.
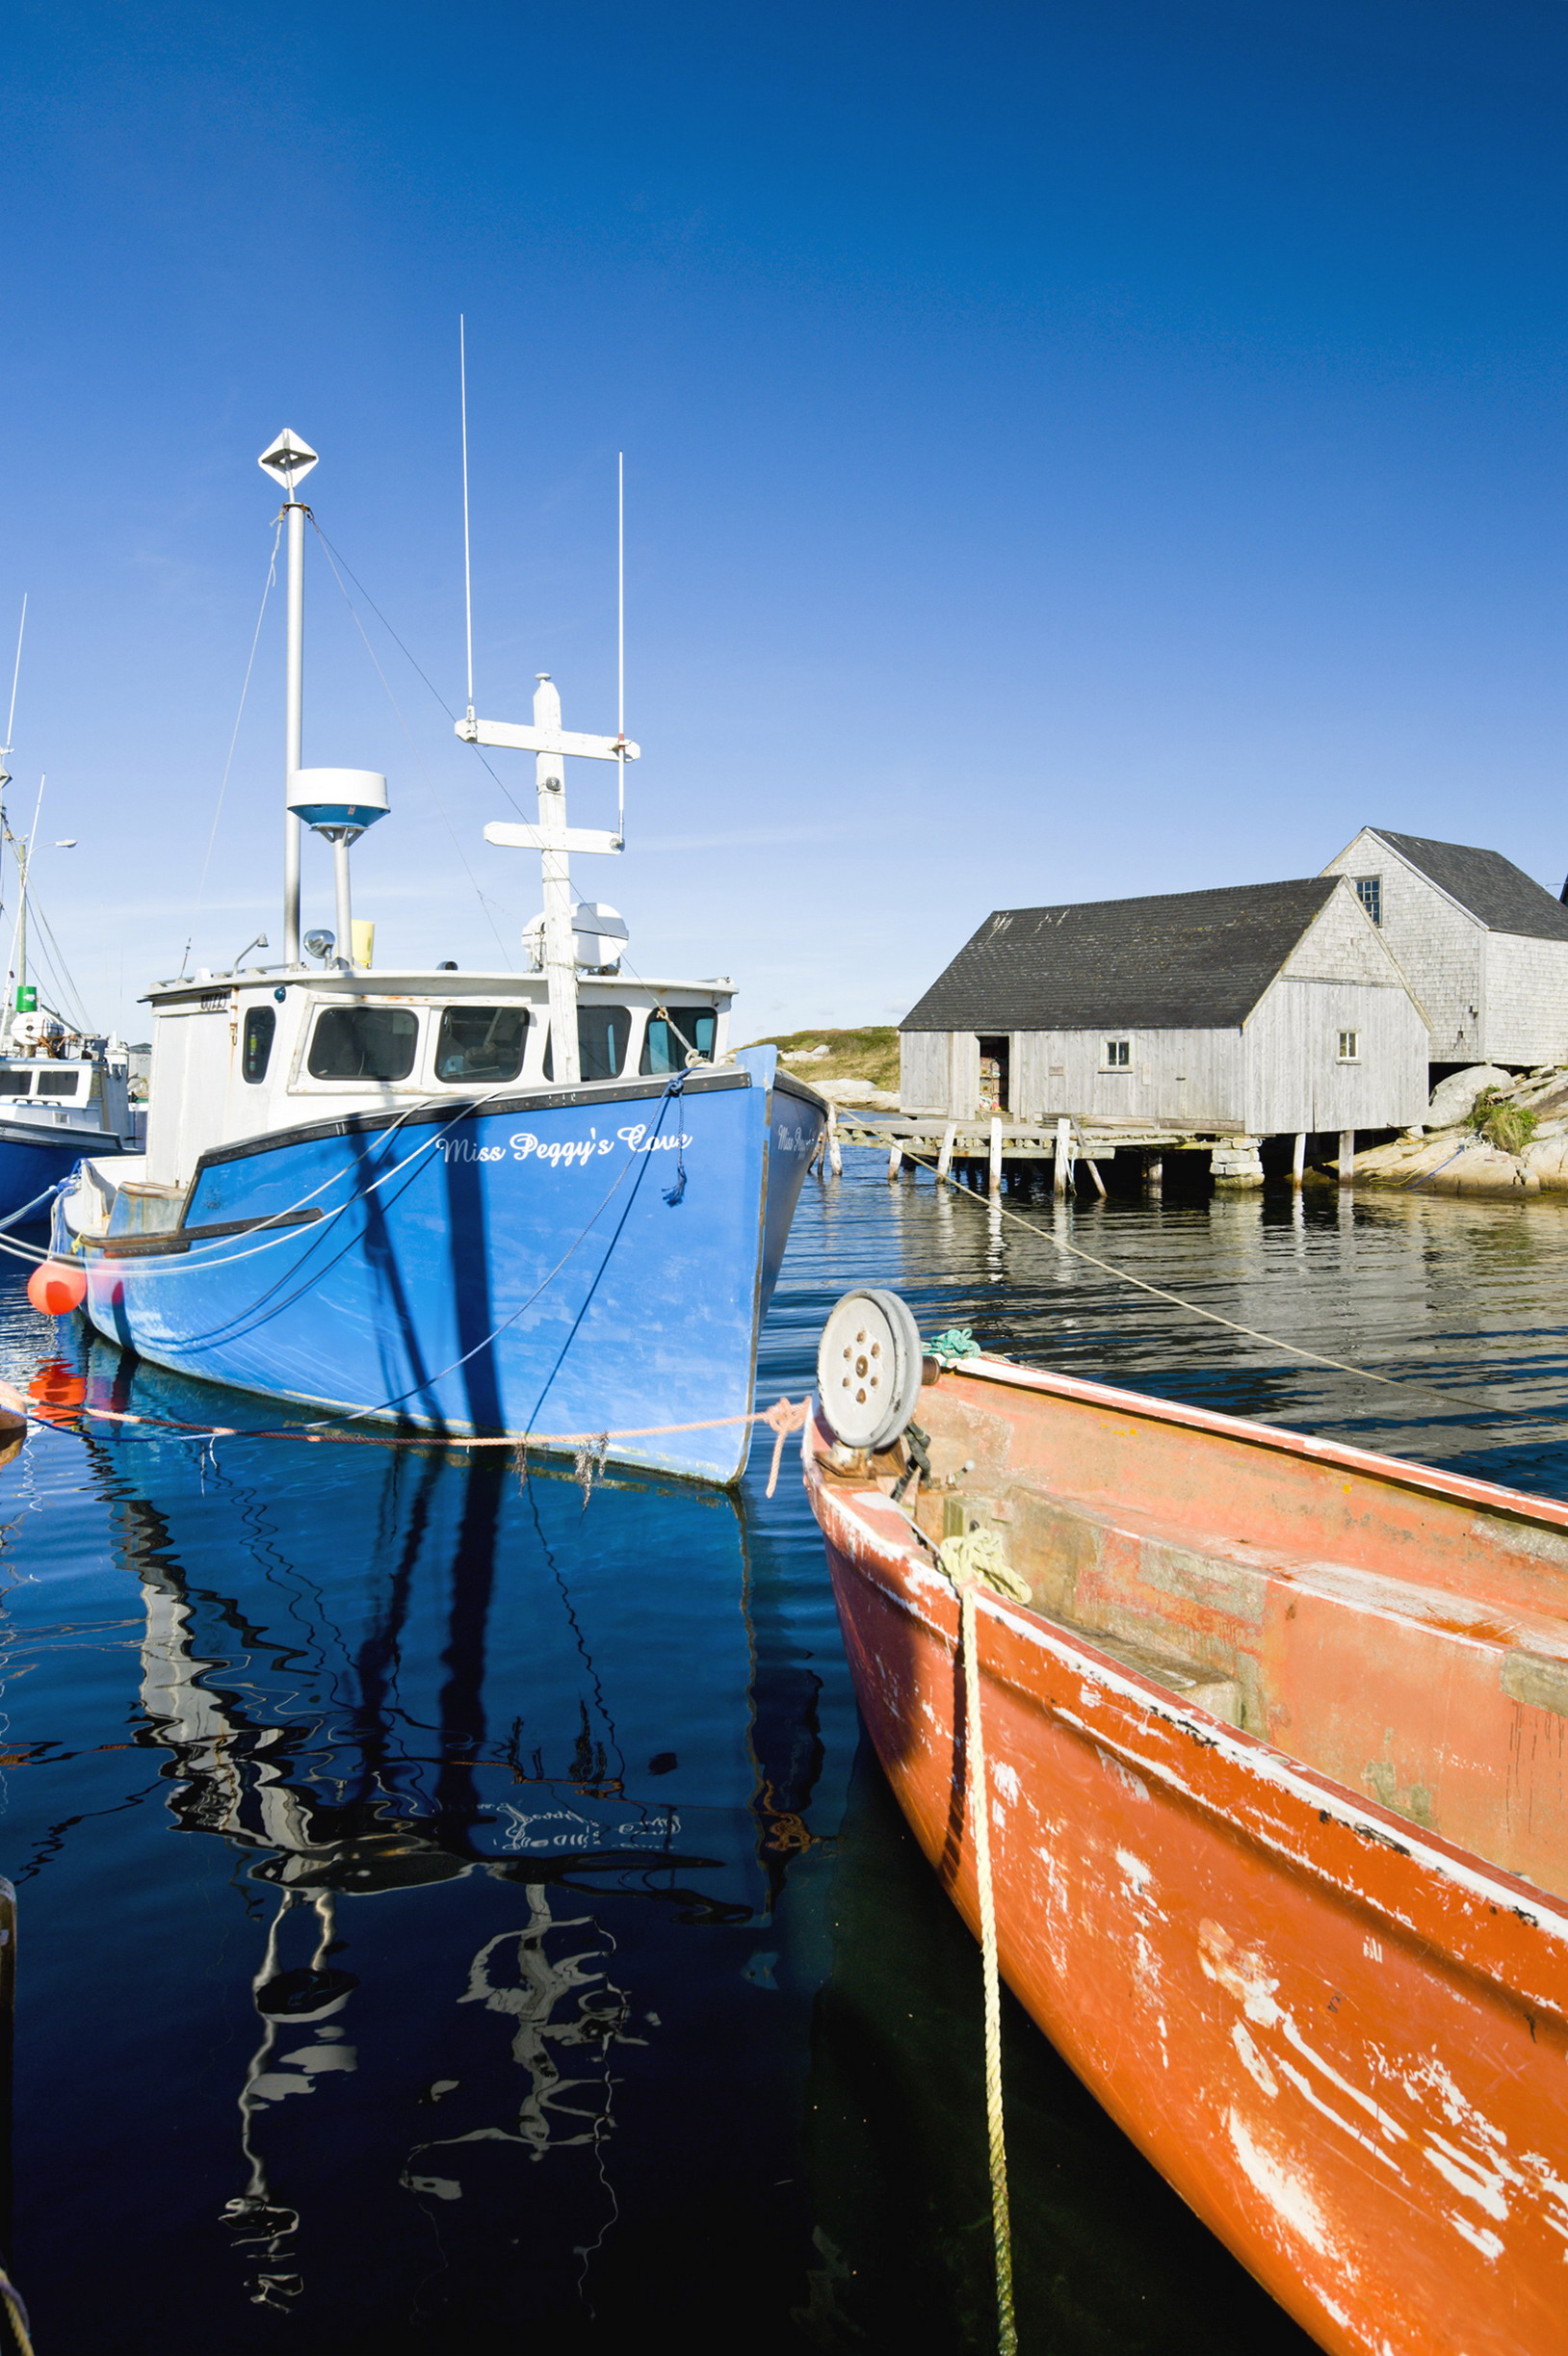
[
  {"x1": 640, "y1": 1007, "x2": 717, "y2": 1074},
  {"x1": 1103, "y1": 1038, "x2": 1132, "y2": 1069},
  {"x1": 307, "y1": 1006, "x2": 419, "y2": 1083},
  {"x1": 435, "y1": 1004, "x2": 528, "y2": 1084},
  {"x1": 36, "y1": 1070, "x2": 82, "y2": 1098},
  {"x1": 242, "y1": 1007, "x2": 275, "y2": 1085},
  {"x1": 0, "y1": 1072, "x2": 31, "y2": 1097},
  {"x1": 1337, "y1": 1030, "x2": 1360, "y2": 1062},
  {"x1": 544, "y1": 1006, "x2": 632, "y2": 1084},
  {"x1": 1353, "y1": 877, "x2": 1382, "y2": 925}
]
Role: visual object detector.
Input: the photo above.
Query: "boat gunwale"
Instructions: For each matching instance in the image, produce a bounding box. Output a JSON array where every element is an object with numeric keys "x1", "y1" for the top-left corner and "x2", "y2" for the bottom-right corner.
[
  {"x1": 802, "y1": 1419, "x2": 1568, "y2": 2003},
  {"x1": 951, "y1": 1351, "x2": 1568, "y2": 1536},
  {"x1": 155, "y1": 1059, "x2": 826, "y2": 1181}
]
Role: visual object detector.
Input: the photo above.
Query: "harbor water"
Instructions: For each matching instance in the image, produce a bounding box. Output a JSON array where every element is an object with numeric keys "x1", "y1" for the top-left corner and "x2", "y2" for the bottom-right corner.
[{"x1": 6, "y1": 1157, "x2": 1568, "y2": 2352}]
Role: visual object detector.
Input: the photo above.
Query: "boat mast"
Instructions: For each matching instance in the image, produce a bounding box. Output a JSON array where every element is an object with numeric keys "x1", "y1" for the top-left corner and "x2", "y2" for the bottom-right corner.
[
  {"x1": 453, "y1": 383, "x2": 639, "y2": 1084},
  {"x1": 531, "y1": 674, "x2": 581, "y2": 1084},
  {"x1": 257, "y1": 431, "x2": 320, "y2": 967},
  {"x1": 0, "y1": 597, "x2": 23, "y2": 1035},
  {"x1": 283, "y1": 495, "x2": 305, "y2": 965}
]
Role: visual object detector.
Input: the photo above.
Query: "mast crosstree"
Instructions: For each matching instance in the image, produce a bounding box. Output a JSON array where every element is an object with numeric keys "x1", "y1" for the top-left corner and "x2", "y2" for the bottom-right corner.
[{"x1": 459, "y1": 687, "x2": 639, "y2": 1087}]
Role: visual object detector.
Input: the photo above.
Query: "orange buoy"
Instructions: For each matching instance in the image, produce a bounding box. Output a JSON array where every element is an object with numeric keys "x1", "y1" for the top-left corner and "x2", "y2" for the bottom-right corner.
[{"x1": 27, "y1": 1261, "x2": 87, "y2": 1316}]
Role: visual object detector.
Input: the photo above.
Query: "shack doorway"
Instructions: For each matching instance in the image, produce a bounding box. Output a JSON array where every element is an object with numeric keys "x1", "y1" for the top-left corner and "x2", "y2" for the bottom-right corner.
[{"x1": 977, "y1": 1034, "x2": 1010, "y2": 1115}]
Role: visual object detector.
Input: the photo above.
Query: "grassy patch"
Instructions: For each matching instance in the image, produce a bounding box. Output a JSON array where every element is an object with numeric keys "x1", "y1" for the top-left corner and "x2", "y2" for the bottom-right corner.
[
  {"x1": 1468, "y1": 1088, "x2": 1538, "y2": 1156},
  {"x1": 744, "y1": 1025, "x2": 901, "y2": 1089}
]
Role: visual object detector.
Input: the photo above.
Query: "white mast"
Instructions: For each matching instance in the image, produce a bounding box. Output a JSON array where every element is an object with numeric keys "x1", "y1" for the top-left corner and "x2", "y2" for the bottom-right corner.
[
  {"x1": 459, "y1": 692, "x2": 638, "y2": 1086},
  {"x1": 453, "y1": 417, "x2": 637, "y2": 1086},
  {"x1": 258, "y1": 431, "x2": 320, "y2": 965},
  {"x1": 532, "y1": 675, "x2": 578, "y2": 1083}
]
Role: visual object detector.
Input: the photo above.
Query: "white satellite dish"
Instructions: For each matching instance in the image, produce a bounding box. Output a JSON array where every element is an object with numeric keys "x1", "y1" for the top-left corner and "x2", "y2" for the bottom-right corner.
[
  {"x1": 573, "y1": 903, "x2": 628, "y2": 970},
  {"x1": 522, "y1": 902, "x2": 629, "y2": 974}
]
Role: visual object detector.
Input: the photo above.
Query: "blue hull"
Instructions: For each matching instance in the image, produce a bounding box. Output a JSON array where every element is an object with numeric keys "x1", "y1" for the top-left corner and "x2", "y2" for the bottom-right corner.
[
  {"x1": 0, "y1": 1123, "x2": 121, "y2": 1222},
  {"x1": 76, "y1": 1057, "x2": 823, "y2": 1482}
]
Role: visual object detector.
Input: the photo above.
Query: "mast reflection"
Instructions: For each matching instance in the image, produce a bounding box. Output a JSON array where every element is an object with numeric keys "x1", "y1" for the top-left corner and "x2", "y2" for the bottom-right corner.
[{"x1": 66, "y1": 1363, "x2": 821, "y2": 2323}]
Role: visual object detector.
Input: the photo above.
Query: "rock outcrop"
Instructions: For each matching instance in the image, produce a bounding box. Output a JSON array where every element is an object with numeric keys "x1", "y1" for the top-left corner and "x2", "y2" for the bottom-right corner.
[{"x1": 1345, "y1": 1063, "x2": 1568, "y2": 1195}]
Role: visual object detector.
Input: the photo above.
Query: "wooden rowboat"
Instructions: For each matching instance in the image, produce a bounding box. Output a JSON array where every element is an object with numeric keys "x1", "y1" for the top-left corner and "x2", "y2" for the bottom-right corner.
[{"x1": 802, "y1": 1347, "x2": 1568, "y2": 2356}]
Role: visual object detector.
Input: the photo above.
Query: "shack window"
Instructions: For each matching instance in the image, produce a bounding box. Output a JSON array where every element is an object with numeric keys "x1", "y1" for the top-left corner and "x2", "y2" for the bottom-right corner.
[
  {"x1": 435, "y1": 1004, "x2": 528, "y2": 1084},
  {"x1": 36, "y1": 1070, "x2": 81, "y2": 1098},
  {"x1": 1104, "y1": 1038, "x2": 1132, "y2": 1069},
  {"x1": 640, "y1": 1007, "x2": 717, "y2": 1074},
  {"x1": 1353, "y1": 877, "x2": 1382, "y2": 925},
  {"x1": 1337, "y1": 1030, "x2": 1360, "y2": 1061},
  {"x1": 242, "y1": 1007, "x2": 276, "y2": 1085},
  {"x1": 544, "y1": 1006, "x2": 632, "y2": 1084},
  {"x1": 0, "y1": 1072, "x2": 29, "y2": 1097},
  {"x1": 307, "y1": 1006, "x2": 418, "y2": 1083}
]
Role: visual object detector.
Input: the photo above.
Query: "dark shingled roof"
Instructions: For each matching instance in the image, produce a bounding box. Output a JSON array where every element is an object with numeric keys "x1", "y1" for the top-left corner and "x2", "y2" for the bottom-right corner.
[
  {"x1": 902, "y1": 877, "x2": 1341, "y2": 1033},
  {"x1": 1364, "y1": 830, "x2": 1568, "y2": 942}
]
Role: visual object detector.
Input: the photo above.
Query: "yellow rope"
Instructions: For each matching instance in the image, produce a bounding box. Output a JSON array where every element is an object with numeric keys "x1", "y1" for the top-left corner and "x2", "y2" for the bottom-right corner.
[
  {"x1": 12, "y1": 1391, "x2": 814, "y2": 1494},
  {"x1": 0, "y1": 2267, "x2": 36, "y2": 2356},
  {"x1": 954, "y1": 1570, "x2": 1018, "y2": 2356}
]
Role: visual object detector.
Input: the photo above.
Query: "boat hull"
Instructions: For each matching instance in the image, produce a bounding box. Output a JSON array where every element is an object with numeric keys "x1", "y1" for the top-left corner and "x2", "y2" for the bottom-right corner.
[
  {"x1": 0, "y1": 1121, "x2": 121, "y2": 1219},
  {"x1": 71, "y1": 1065, "x2": 823, "y2": 1481},
  {"x1": 805, "y1": 1399, "x2": 1568, "y2": 2356}
]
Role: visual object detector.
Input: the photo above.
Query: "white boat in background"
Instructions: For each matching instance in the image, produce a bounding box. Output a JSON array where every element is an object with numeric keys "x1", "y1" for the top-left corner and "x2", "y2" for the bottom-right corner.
[{"x1": 0, "y1": 614, "x2": 137, "y2": 1226}]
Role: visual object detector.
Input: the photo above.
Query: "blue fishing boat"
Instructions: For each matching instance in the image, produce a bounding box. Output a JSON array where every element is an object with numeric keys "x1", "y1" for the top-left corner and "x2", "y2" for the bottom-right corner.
[{"x1": 57, "y1": 427, "x2": 824, "y2": 1479}]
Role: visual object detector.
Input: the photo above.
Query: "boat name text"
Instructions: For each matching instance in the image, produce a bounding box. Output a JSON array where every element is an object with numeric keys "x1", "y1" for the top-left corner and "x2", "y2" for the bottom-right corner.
[{"x1": 437, "y1": 1123, "x2": 693, "y2": 1168}]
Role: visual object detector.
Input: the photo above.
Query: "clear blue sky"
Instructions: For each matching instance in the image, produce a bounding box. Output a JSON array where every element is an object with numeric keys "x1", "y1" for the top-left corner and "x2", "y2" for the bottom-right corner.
[{"x1": 2, "y1": 1, "x2": 1564, "y2": 1038}]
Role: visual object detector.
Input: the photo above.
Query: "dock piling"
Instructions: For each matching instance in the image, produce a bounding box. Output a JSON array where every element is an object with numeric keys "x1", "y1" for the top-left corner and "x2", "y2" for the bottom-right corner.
[
  {"x1": 1339, "y1": 1128, "x2": 1355, "y2": 1187},
  {"x1": 827, "y1": 1106, "x2": 842, "y2": 1179},
  {"x1": 936, "y1": 1122, "x2": 956, "y2": 1182},
  {"x1": 988, "y1": 1117, "x2": 1004, "y2": 1198},
  {"x1": 1292, "y1": 1132, "x2": 1306, "y2": 1188},
  {"x1": 1053, "y1": 1117, "x2": 1071, "y2": 1197}
]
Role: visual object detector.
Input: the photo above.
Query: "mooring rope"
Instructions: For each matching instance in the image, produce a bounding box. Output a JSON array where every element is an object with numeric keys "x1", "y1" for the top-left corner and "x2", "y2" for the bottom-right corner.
[
  {"x1": 939, "y1": 1534, "x2": 1018, "y2": 2356},
  {"x1": 890, "y1": 1140, "x2": 1536, "y2": 1424},
  {"x1": 0, "y1": 2264, "x2": 35, "y2": 2356},
  {"x1": 7, "y1": 1386, "x2": 814, "y2": 1494}
]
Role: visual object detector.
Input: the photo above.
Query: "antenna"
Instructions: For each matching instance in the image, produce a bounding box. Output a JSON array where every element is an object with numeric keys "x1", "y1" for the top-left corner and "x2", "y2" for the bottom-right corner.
[
  {"x1": 3, "y1": 594, "x2": 25, "y2": 765},
  {"x1": 616, "y1": 451, "x2": 625, "y2": 843},
  {"x1": 460, "y1": 315, "x2": 475, "y2": 721}
]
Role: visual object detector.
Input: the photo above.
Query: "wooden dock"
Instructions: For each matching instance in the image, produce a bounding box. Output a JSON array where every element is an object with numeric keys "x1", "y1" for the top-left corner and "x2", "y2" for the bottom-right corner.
[{"x1": 818, "y1": 1110, "x2": 1354, "y2": 1193}]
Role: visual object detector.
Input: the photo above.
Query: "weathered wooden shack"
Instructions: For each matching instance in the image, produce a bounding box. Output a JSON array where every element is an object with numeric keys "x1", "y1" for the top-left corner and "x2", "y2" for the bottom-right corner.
[
  {"x1": 899, "y1": 876, "x2": 1427, "y2": 1135},
  {"x1": 1320, "y1": 827, "x2": 1568, "y2": 1072}
]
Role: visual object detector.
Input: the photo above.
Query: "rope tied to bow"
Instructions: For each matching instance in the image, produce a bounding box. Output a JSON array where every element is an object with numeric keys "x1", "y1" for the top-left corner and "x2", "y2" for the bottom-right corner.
[{"x1": 939, "y1": 1535, "x2": 1022, "y2": 2356}]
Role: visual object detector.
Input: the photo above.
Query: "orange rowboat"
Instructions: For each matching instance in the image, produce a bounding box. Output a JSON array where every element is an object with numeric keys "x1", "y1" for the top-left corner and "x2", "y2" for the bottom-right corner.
[{"x1": 802, "y1": 1335, "x2": 1568, "y2": 2356}]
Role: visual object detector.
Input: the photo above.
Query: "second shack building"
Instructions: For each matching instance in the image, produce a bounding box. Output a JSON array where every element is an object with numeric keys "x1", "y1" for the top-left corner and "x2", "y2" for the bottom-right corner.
[{"x1": 899, "y1": 876, "x2": 1428, "y2": 1149}]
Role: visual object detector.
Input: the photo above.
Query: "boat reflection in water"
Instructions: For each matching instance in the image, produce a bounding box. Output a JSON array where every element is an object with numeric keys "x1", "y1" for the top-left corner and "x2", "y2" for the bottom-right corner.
[{"x1": 30, "y1": 1337, "x2": 835, "y2": 2350}]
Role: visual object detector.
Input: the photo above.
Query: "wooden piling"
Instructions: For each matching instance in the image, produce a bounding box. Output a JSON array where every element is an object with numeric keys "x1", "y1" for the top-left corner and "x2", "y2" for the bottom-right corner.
[
  {"x1": 1293, "y1": 1132, "x2": 1306, "y2": 1188},
  {"x1": 887, "y1": 1141, "x2": 903, "y2": 1183},
  {"x1": 1339, "y1": 1128, "x2": 1355, "y2": 1187},
  {"x1": 936, "y1": 1122, "x2": 956, "y2": 1181},
  {"x1": 1084, "y1": 1155, "x2": 1107, "y2": 1199},
  {"x1": 988, "y1": 1117, "x2": 1004, "y2": 1198},
  {"x1": 1146, "y1": 1154, "x2": 1163, "y2": 1195},
  {"x1": 827, "y1": 1106, "x2": 842, "y2": 1178},
  {"x1": 1053, "y1": 1116, "x2": 1071, "y2": 1197}
]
